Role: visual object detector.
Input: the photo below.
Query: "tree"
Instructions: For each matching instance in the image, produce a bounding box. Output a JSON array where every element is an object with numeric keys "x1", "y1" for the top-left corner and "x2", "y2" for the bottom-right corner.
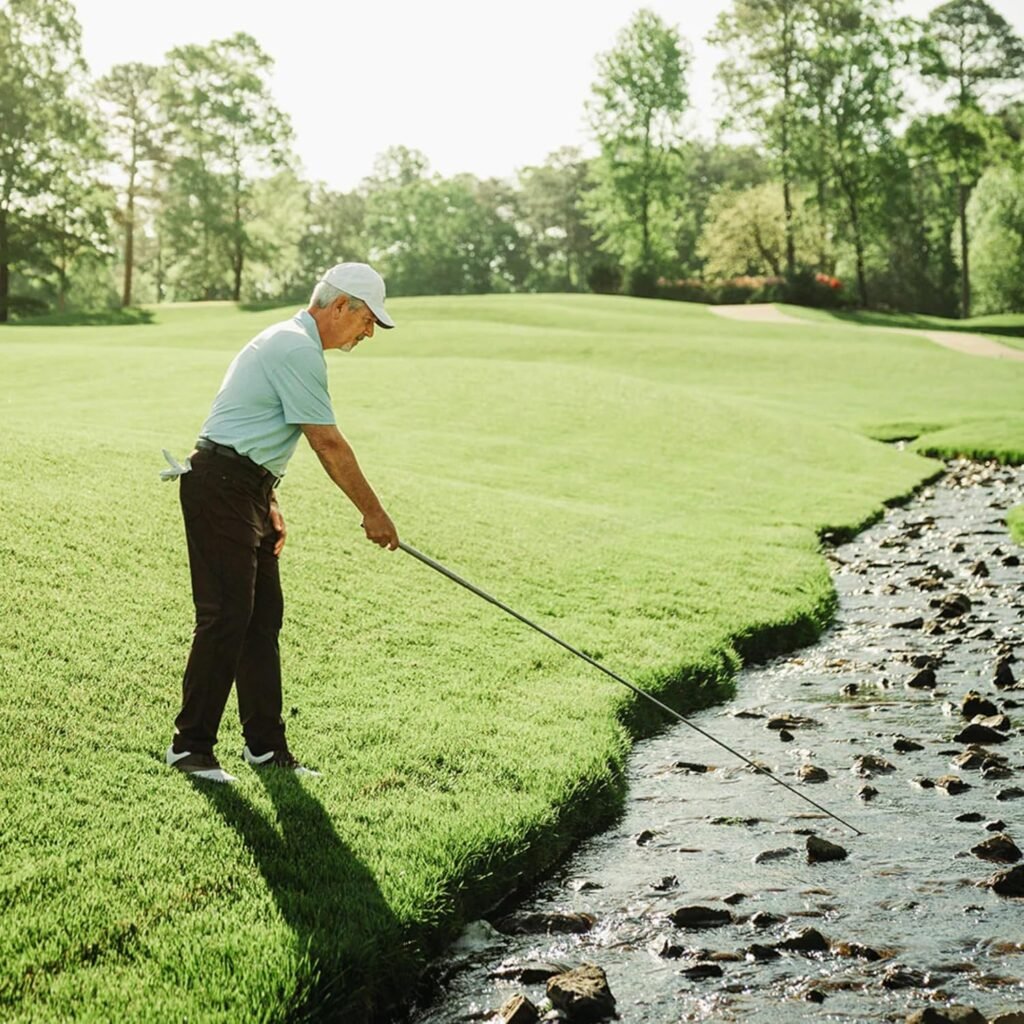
[
  {"x1": 710, "y1": 0, "x2": 811, "y2": 278},
  {"x1": 696, "y1": 183, "x2": 823, "y2": 279},
  {"x1": 516, "y1": 148, "x2": 598, "y2": 291},
  {"x1": 919, "y1": 0, "x2": 1024, "y2": 315},
  {"x1": 0, "y1": 0, "x2": 98, "y2": 319},
  {"x1": 798, "y1": 0, "x2": 913, "y2": 306},
  {"x1": 96, "y1": 62, "x2": 163, "y2": 307},
  {"x1": 586, "y1": 9, "x2": 691, "y2": 293},
  {"x1": 159, "y1": 33, "x2": 293, "y2": 301},
  {"x1": 965, "y1": 164, "x2": 1024, "y2": 313}
]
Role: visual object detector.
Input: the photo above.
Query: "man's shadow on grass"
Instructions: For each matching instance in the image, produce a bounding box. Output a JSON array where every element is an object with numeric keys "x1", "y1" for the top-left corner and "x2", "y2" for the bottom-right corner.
[{"x1": 194, "y1": 771, "x2": 408, "y2": 1023}]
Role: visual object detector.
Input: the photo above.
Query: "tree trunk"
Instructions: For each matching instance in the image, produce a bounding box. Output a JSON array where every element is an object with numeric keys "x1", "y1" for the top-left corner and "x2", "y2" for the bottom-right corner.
[
  {"x1": 846, "y1": 187, "x2": 869, "y2": 307},
  {"x1": 781, "y1": 1, "x2": 796, "y2": 278},
  {"x1": 958, "y1": 181, "x2": 970, "y2": 319},
  {"x1": 122, "y1": 177, "x2": 135, "y2": 307},
  {"x1": 0, "y1": 206, "x2": 8, "y2": 323},
  {"x1": 232, "y1": 171, "x2": 243, "y2": 302}
]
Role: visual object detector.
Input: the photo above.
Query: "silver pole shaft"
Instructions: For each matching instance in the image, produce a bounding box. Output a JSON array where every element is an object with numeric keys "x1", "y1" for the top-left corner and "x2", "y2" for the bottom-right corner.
[{"x1": 399, "y1": 541, "x2": 863, "y2": 837}]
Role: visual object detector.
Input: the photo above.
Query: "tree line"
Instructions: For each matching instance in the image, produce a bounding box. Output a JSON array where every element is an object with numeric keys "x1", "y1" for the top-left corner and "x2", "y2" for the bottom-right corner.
[{"x1": 1, "y1": 0, "x2": 1023, "y2": 322}]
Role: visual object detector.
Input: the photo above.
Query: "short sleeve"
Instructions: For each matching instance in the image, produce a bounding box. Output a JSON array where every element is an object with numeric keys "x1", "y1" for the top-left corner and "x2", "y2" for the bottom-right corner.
[{"x1": 273, "y1": 346, "x2": 336, "y2": 425}]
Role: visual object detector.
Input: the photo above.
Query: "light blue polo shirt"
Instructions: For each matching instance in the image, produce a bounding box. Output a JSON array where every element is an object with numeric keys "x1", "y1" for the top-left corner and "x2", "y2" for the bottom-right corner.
[{"x1": 199, "y1": 310, "x2": 336, "y2": 478}]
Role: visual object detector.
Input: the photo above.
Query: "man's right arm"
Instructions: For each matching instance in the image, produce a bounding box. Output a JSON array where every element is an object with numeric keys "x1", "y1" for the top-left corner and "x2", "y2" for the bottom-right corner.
[{"x1": 301, "y1": 424, "x2": 399, "y2": 550}]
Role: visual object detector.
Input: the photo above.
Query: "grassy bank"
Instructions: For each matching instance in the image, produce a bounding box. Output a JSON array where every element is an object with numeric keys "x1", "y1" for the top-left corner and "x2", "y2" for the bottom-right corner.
[
  {"x1": 1009, "y1": 506, "x2": 1024, "y2": 546},
  {"x1": 2, "y1": 295, "x2": 1022, "y2": 1022}
]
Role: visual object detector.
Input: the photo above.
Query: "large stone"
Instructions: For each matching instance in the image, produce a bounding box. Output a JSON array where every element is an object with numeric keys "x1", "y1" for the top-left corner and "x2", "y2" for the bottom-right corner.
[
  {"x1": 994, "y1": 659, "x2": 1017, "y2": 690},
  {"x1": 961, "y1": 691, "x2": 998, "y2": 719},
  {"x1": 491, "y1": 961, "x2": 575, "y2": 984},
  {"x1": 853, "y1": 754, "x2": 896, "y2": 777},
  {"x1": 935, "y1": 775, "x2": 971, "y2": 795},
  {"x1": 775, "y1": 927, "x2": 830, "y2": 953},
  {"x1": 496, "y1": 912, "x2": 596, "y2": 936},
  {"x1": 970, "y1": 834, "x2": 1022, "y2": 863},
  {"x1": 668, "y1": 905, "x2": 733, "y2": 929},
  {"x1": 766, "y1": 714, "x2": 819, "y2": 730},
  {"x1": 905, "y1": 1006, "x2": 986, "y2": 1024},
  {"x1": 546, "y1": 964, "x2": 617, "y2": 1022},
  {"x1": 954, "y1": 723, "x2": 1008, "y2": 744},
  {"x1": 807, "y1": 836, "x2": 849, "y2": 863},
  {"x1": 938, "y1": 593, "x2": 972, "y2": 619},
  {"x1": 798, "y1": 764, "x2": 829, "y2": 783},
  {"x1": 679, "y1": 962, "x2": 723, "y2": 980},
  {"x1": 499, "y1": 994, "x2": 540, "y2": 1024},
  {"x1": 907, "y1": 668, "x2": 937, "y2": 689},
  {"x1": 983, "y1": 864, "x2": 1024, "y2": 896}
]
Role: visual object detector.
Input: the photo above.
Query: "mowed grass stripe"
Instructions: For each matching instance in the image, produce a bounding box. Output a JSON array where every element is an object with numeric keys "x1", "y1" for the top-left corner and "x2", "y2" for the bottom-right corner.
[{"x1": 2, "y1": 295, "x2": 1021, "y2": 1021}]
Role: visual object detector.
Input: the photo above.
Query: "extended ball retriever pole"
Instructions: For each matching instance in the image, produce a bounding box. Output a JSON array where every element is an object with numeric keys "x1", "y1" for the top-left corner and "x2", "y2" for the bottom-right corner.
[{"x1": 399, "y1": 541, "x2": 864, "y2": 837}]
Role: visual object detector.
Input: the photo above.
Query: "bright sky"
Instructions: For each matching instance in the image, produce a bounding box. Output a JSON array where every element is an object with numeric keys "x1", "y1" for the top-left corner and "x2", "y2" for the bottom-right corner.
[{"x1": 75, "y1": 0, "x2": 1024, "y2": 192}]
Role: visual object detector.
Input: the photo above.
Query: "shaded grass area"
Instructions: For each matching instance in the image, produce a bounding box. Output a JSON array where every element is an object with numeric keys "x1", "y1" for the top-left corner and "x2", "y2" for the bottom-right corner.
[
  {"x1": 2, "y1": 294, "x2": 1023, "y2": 1021},
  {"x1": 7, "y1": 307, "x2": 155, "y2": 327},
  {"x1": 780, "y1": 303, "x2": 1024, "y2": 344},
  {"x1": 1009, "y1": 506, "x2": 1024, "y2": 547}
]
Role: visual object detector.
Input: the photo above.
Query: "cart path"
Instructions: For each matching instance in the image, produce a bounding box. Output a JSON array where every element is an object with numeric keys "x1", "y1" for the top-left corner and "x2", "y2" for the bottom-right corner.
[{"x1": 708, "y1": 303, "x2": 1024, "y2": 362}]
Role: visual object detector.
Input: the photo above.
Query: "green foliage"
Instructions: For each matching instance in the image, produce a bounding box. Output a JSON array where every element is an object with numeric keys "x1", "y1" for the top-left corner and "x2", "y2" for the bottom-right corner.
[
  {"x1": 364, "y1": 148, "x2": 526, "y2": 295},
  {"x1": 585, "y1": 9, "x2": 691, "y2": 284},
  {"x1": 0, "y1": 0, "x2": 108, "y2": 320},
  {"x1": 157, "y1": 33, "x2": 293, "y2": 301},
  {"x1": 966, "y1": 164, "x2": 1024, "y2": 314}
]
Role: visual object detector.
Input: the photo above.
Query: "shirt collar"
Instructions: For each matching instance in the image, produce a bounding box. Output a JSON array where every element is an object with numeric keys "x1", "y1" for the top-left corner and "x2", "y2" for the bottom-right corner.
[{"x1": 295, "y1": 309, "x2": 323, "y2": 347}]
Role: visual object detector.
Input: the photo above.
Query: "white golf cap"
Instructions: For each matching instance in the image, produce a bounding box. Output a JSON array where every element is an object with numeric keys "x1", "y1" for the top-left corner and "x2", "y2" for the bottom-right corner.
[{"x1": 320, "y1": 262, "x2": 395, "y2": 329}]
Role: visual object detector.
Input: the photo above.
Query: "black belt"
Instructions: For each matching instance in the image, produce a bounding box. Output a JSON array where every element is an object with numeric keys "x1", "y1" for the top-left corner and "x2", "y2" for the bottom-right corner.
[{"x1": 195, "y1": 438, "x2": 279, "y2": 485}]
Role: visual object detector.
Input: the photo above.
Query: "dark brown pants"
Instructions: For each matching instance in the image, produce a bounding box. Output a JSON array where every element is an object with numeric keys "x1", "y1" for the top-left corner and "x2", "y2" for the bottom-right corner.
[{"x1": 173, "y1": 448, "x2": 286, "y2": 757}]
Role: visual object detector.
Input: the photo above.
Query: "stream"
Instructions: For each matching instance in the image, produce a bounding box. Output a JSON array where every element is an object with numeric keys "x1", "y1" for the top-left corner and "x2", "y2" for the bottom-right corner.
[{"x1": 409, "y1": 459, "x2": 1023, "y2": 1024}]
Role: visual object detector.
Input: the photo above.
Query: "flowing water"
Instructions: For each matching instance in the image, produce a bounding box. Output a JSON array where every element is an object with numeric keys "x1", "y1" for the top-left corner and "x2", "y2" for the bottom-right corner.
[{"x1": 410, "y1": 460, "x2": 1024, "y2": 1024}]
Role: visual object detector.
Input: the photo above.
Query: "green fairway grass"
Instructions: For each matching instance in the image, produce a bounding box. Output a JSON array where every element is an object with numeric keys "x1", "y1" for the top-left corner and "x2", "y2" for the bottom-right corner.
[
  {"x1": 2, "y1": 295, "x2": 1022, "y2": 1022},
  {"x1": 1009, "y1": 506, "x2": 1024, "y2": 546}
]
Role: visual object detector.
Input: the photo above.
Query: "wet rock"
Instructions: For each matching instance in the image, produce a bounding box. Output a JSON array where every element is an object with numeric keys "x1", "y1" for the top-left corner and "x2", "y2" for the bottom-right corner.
[
  {"x1": 805, "y1": 989, "x2": 827, "y2": 1003},
  {"x1": 853, "y1": 754, "x2": 896, "y2": 777},
  {"x1": 978, "y1": 712, "x2": 1012, "y2": 731},
  {"x1": 766, "y1": 714, "x2": 819, "y2": 730},
  {"x1": 711, "y1": 816, "x2": 762, "y2": 826},
  {"x1": 649, "y1": 938, "x2": 688, "y2": 960},
  {"x1": 893, "y1": 616, "x2": 925, "y2": 630},
  {"x1": 750, "y1": 911, "x2": 786, "y2": 928},
  {"x1": 924, "y1": 621, "x2": 946, "y2": 636},
  {"x1": 970, "y1": 560, "x2": 989, "y2": 577},
  {"x1": 983, "y1": 763, "x2": 1013, "y2": 780},
  {"x1": 499, "y1": 994, "x2": 540, "y2": 1024},
  {"x1": 546, "y1": 964, "x2": 616, "y2": 1022},
  {"x1": 938, "y1": 593, "x2": 972, "y2": 619},
  {"x1": 951, "y1": 541, "x2": 966, "y2": 553},
  {"x1": 905, "y1": 1007, "x2": 986, "y2": 1024},
  {"x1": 722, "y1": 892, "x2": 746, "y2": 905},
  {"x1": 986, "y1": 820, "x2": 1007, "y2": 832},
  {"x1": 907, "y1": 668, "x2": 937, "y2": 689},
  {"x1": 881, "y1": 965, "x2": 929, "y2": 989},
  {"x1": 668, "y1": 906, "x2": 733, "y2": 929},
  {"x1": 496, "y1": 912, "x2": 596, "y2": 936},
  {"x1": 753, "y1": 847, "x2": 797, "y2": 864},
  {"x1": 955, "y1": 812, "x2": 984, "y2": 823},
  {"x1": 1003, "y1": 554, "x2": 1022, "y2": 567},
  {"x1": 840, "y1": 682, "x2": 859, "y2": 696},
  {"x1": 798, "y1": 764, "x2": 829, "y2": 783},
  {"x1": 679, "y1": 962, "x2": 723, "y2": 980},
  {"x1": 671, "y1": 761, "x2": 710, "y2": 773},
  {"x1": 491, "y1": 961, "x2": 574, "y2": 984},
  {"x1": 970, "y1": 834, "x2": 1022, "y2": 863},
  {"x1": 991, "y1": 1012, "x2": 1024, "y2": 1024},
  {"x1": 913, "y1": 776, "x2": 936, "y2": 789},
  {"x1": 935, "y1": 775, "x2": 971, "y2": 795},
  {"x1": 745, "y1": 943, "x2": 781, "y2": 961},
  {"x1": 996, "y1": 787, "x2": 1024, "y2": 801},
  {"x1": 732, "y1": 709, "x2": 765, "y2": 719},
  {"x1": 859, "y1": 784, "x2": 879, "y2": 801},
  {"x1": 982, "y1": 864, "x2": 1024, "y2": 896},
  {"x1": 961, "y1": 691, "x2": 998, "y2": 719},
  {"x1": 650, "y1": 875, "x2": 677, "y2": 892},
  {"x1": 775, "y1": 927, "x2": 830, "y2": 953},
  {"x1": 634, "y1": 829, "x2": 659, "y2": 846},
  {"x1": 807, "y1": 836, "x2": 849, "y2": 863},
  {"x1": 894, "y1": 735, "x2": 925, "y2": 752},
  {"x1": 954, "y1": 722, "x2": 1008, "y2": 744},
  {"x1": 832, "y1": 941, "x2": 882, "y2": 960},
  {"x1": 951, "y1": 749, "x2": 988, "y2": 770},
  {"x1": 994, "y1": 659, "x2": 1017, "y2": 689}
]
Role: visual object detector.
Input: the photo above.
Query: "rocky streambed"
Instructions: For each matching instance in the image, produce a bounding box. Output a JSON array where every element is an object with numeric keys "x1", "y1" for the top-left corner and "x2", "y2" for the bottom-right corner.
[{"x1": 408, "y1": 460, "x2": 1024, "y2": 1024}]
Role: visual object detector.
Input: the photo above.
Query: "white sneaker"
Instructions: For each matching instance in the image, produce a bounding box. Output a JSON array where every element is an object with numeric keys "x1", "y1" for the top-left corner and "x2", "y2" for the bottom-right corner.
[
  {"x1": 166, "y1": 746, "x2": 238, "y2": 783},
  {"x1": 242, "y1": 745, "x2": 321, "y2": 777}
]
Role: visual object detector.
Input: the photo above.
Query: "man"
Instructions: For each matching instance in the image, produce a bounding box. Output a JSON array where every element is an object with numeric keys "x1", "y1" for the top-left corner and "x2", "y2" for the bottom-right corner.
[{"x1": 166, "y1": 262, "x2": 400, "y2": 783}]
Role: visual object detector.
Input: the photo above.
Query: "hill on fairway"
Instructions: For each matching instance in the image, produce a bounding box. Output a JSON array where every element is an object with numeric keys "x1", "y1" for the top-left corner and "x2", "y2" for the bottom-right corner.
[{"x1": 1, "y1": 295, "x2": 1022, "y2": 1022}]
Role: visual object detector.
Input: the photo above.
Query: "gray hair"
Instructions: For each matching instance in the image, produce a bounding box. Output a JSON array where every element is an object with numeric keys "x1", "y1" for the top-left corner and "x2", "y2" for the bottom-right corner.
[{"x1": 309, "y1": 280, "x2": 366, "y2": 311}]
